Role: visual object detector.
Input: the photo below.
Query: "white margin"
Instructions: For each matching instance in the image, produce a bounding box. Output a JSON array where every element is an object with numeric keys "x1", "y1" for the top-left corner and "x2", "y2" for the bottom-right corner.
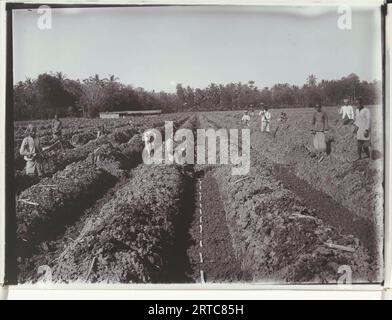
[
  {"x1": 0, "y1": 0, "x2": 386, "y2": 6},
  {"x1": 384, "y1": 3, "x2": 391, "y2": 299},
  {"x1": 0, "y1": 0, "x2": 7, "y2": 299},
  {"x1": 0, "y1": 0, "x2": 390, "y2": 300}
]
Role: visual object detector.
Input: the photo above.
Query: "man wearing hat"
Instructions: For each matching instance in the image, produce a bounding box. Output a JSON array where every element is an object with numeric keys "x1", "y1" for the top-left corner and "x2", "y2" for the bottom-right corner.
[
  {"x1": 338, "y1": 98, "x2": 355, "y2": 125},
  {"x1": 19, "y1": 124, "x2": 44, "y2": 177}
]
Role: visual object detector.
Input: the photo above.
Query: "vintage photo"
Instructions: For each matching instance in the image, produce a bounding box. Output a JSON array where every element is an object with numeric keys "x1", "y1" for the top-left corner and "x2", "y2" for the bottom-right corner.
[{"x1": 6, "y1": 4, "x2": 384, "y2": 285}]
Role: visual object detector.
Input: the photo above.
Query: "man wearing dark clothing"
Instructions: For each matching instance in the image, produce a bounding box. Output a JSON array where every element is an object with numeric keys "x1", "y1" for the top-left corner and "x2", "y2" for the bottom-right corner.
[{"x1": 52, "y1": 114, "x2": 63, "y2": 141}]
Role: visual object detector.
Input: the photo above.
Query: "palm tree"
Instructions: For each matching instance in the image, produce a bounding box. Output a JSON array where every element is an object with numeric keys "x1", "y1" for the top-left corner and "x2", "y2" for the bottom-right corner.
[
  {"x1": 108, "y1": 74, "x2": 119, "y2": 82},
  {"x1": 306, "y1": 74, "x2": 317, "y2": 87},
  {"x1": 25, "y1": 77, "x2": 33, "y2": 86},
  {"x1": 89, "y1": 74, "x2": 101, "y2": 83},
  {"x1": 55, "y1": 72, "x2": 67, "y2": 81}
]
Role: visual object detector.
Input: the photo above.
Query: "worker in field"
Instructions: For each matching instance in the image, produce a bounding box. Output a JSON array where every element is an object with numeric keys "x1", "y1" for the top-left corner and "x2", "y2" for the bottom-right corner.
[
  {"x1": 96, "y1": 124, "x2": 107, "y2": 139},
  {"x1": 259, "y1": 105, "x2": 271, "y2": 133},
  {"x1": 353, "y1": 98, "x2": 371, "y2": 160},
  {"x1": 311, "y1": 102, "x2": 329, "y2": 162},
  {"x1": 241, "y1": 110, "x2": 251, "y2": 127},
  {"x1": 52, "y1": 114, "x2": 63, "y2": 141},
  {"x1": 338, "y1": 98, "x2": 355, "y2": 125},
  {"x1": 51, "y1": 114, "x2": 64, "y2": 152},
  {"x1": 19, "y1": 124, "x2": 44, "y2": 177},
  {"x1": 249, "y1": 105, "x2": 255, "y2": 117},
  {"x1": 274, "y1": 111, "x2": 288, "y2": 139}
]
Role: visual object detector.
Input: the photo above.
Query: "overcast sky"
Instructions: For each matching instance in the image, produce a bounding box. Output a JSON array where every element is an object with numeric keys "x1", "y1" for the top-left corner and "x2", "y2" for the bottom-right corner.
[{"x1": 13, "y1": 5, "x2": 382, "y2": 92}]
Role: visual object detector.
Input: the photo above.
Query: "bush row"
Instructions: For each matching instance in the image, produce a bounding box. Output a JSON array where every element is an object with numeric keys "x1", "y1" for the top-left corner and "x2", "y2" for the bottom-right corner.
[
  {"x1": 214, "y1": 161, "x2": 375, "y2": 283},
  {"x1": 16, "y1": 161, "x2": 117, "y2": 244},
  {"x1": 52, "y1": 164, "x2": 184, "y2": 283},
  {"x1": 16, "y1": 116, "x2": 190, "y2": 244}
]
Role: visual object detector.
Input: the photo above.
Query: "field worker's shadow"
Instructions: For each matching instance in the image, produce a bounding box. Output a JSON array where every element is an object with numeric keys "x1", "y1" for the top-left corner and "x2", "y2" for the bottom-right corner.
[
  {"x1": 326, "y1": 137, "x2": 334, "y2": 155},
  {"x1": 371, "y1": 149, "x2": 383, "y2": 160}
]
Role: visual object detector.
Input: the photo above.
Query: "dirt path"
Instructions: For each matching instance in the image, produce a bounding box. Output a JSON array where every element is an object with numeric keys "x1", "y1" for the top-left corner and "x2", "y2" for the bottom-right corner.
[
  {"x1": 184, "y1": 169, "x2": 248, "y2": 283},
  {"x1": 165, "y1": 172, "x2": 196, "y2": 283}
]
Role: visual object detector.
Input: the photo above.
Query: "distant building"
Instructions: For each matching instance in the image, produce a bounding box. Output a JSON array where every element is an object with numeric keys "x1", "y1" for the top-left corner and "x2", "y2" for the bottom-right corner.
[{"x1": 99, "y1": 109, "x2": 162, "y2": 119}]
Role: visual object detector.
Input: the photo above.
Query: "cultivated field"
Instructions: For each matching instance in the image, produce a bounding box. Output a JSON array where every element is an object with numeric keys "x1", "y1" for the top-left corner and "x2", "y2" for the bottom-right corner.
[{"x1": 13, "y1": 106, "x2": 384, "y2": 284}]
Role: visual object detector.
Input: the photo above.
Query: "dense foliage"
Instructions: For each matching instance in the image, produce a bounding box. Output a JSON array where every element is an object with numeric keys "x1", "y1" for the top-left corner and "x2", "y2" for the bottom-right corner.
[{"x1": 14, "y1": 72, "x2": 381, "y2": 120}]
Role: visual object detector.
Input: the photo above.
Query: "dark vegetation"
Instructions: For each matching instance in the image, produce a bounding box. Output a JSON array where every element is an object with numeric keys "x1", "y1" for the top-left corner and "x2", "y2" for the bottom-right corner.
[{"x1": 14, "y1": 72, "x2": 381, "y2": 120}]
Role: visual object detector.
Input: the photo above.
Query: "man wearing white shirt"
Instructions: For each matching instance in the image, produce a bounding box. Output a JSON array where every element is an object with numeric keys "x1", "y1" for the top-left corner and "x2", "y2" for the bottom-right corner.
[
  {"x1": 353, "y1": 98, "x2": 371, "y2": 160},
  {"x1": 338, "y1": 98, "x2": 355, "y2": 125},
  {"x1": 241, "y1": 110, "x2": 251, "y2": 127},
  {"x1": 259, "y1": 105, "x2": 271, "y2": 132},
  {"x1": 20, "y1": 124, "x2": 44, "y2": 177}
]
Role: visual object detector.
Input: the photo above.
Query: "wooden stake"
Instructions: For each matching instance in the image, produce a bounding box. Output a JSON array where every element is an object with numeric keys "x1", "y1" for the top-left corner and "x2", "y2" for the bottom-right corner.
[
  {"x1": 36, "y1": 184, "x2": 57, "y2": 188},
  {"x1": 18, "y1": 199, "x2": 39, "y2": 206},
  {"x1": 85, "y1": 257, "x2": 96, "y2": 281},
  {"x1": 200, "y1": 270, "x2": 205, "y2": 283},
  {"x1": 234, "y1": 176, "x2": 251, "y2": 184},
  {"x1": 324, "y1": 242, "x2": 355, "y2": 253}
]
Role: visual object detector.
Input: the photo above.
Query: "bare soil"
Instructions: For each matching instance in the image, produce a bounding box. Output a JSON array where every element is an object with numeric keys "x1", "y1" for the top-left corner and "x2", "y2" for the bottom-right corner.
[
  {"x1": 199, "y1": 170, "x2": 250, "y2": 282},
  {"x1": 13, "y1": 111, "x2": 382, "y2": 284},
  {"x1": 273, "y1": 164, "x2": 378, "y2": 260}
]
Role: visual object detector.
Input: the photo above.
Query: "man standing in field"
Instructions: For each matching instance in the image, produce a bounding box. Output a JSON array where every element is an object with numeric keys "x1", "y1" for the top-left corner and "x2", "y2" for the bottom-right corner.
[
  {"x1": 259, "y1": 105, "x2": 271, "y2": 133},
  {"x1": 51, "y1": 114, "x2": 65, "y2": 152},
  {"x1": 274, "y1": 111, "x2": 288, "y2": 139},
  {"x1": 249, "y1": 105, "x2": 255, "y2": 116},
  {"x1": 311, "y1": 102, "x2": 329, "y2": 161},
  {"x1": 241, "y1": 110, "x2": 251, "y2": 127},
  {"x1": 19, "y1": 124, "x2": 44, "y2": 177},
  {"x1": 52, "y1": 114, "x2": 63, "y2": 141},
  {"x1": 96, "y1": 124, "x2": 108, "y2": 139},
  {"x1": 338, "y1": 98, "x2": 355, "y2": 125},
  {"x1": 353, "y1": 98, "x2": 371, "y2": 160}
]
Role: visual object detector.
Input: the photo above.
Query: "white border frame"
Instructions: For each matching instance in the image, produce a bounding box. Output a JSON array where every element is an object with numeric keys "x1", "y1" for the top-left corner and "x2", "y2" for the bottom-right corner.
[
  {"x1": 0, "y1": 0, "x2": 390, "y2": 300},
  {"x1": 0, "y1": 0, "x2": 7, "y2": 299}
]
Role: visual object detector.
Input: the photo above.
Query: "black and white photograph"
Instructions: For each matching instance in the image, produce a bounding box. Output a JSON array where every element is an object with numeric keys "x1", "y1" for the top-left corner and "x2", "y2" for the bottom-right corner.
[{"x1": 3, "y1": 2, "x2": 386, "y2": 287}]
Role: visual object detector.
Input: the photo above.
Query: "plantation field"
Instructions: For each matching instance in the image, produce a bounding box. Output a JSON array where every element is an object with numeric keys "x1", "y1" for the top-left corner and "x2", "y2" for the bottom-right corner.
[{"x1": 13, "y1": 107, "x2": 384, "y2": 284}]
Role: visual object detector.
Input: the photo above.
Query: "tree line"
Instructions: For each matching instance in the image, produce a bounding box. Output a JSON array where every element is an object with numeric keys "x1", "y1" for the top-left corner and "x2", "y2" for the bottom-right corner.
[{"x1": 13, "y1": 72, "x2": 381, "y2": 120}]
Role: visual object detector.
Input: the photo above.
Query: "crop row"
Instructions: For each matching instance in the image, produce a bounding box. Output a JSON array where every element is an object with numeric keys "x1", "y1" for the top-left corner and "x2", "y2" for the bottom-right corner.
[
  {"x1": 48, "y1": 115, "x2": 195, "y2": 282},
  {"x1": 13, "y1": 113, "x2": 187, "y2": 166},
  {"x1": 16, "y1": 161, "x2": 117, "y2": 245},
  {"x1": 51, "y1": 164, "x2": 184, "y2": 283},
  {"x1": 14, "y1": 115, "x2": 189, "y2": 193},
  {"x1": 206, "y1": 110, "x2": 383, "y2": 223},
  {"x1": 199, "y1": 113, "x2": 376, "y2": 283},
  {"x1": 213, "y1": 157, "x2": 375, "y2": 283},
  {"x1": 14, "y1": 114, "x2": 190, "y2": 138},
  {"x1": 14, "y1": 117, "x2": 132, "y2": 137},
  {"x1": 16, "y1": 115, "x2": 191, "y2": 244}
]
